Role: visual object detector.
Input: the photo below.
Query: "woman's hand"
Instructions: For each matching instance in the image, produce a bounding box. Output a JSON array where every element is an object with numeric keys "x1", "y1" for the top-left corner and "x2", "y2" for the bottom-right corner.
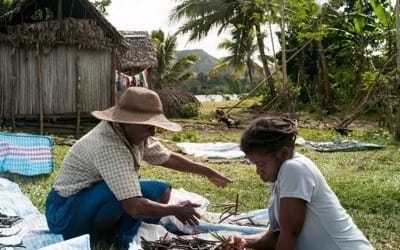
[{"x1": 220, "y1": 235, "x2": 247, "y2": 250}]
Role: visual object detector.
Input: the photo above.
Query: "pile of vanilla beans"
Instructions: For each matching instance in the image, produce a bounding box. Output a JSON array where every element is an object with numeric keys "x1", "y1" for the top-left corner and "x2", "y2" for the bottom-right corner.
[
  {"x1": 0, "y1": 212, "x2": 23, "y2": 228},
  {"x1": 141, "y1": 233, "x2": 226, "y2": 250},
  {"x1": 141, "y1": 196, "x2": 241, "y2": 250},
  {"x1": 0, "y1": 212, "x2": 25, "y2": 249}
]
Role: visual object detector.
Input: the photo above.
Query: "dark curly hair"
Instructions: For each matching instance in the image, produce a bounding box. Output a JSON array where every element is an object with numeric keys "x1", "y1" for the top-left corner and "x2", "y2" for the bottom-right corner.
[{"x1": 240, "y1": 116, "x2": 298, "y2": 155}]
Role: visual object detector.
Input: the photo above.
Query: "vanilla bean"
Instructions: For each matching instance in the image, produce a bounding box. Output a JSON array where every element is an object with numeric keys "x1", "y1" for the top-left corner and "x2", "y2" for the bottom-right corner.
[
  {"x1": 0, "y1": 213, "x2": 23, "y2": 228},
  {"x1": 141, "y1": 236, "x2": 222, "y2": 250}
]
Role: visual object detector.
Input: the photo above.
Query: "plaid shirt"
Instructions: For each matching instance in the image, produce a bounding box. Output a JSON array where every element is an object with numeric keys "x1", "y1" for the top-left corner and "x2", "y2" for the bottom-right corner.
[{"x1": 53, "y1": 121, "x2": 171, "y2": 200}]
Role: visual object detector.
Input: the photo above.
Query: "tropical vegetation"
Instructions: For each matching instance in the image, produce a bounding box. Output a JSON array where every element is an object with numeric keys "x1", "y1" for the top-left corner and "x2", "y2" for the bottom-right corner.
[
  {"x1": 151, "y1": 29, "x2": 198, "y2": 89},
  {"x1": 2, "y1": 0, "x2": 398, "y2": 136},
  {"x1": 168, "y1": 0, "x2": 399, "y2": 138}
]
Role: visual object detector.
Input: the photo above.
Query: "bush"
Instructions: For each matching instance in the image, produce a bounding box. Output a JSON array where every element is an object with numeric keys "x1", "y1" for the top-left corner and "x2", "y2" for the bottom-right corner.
[
  {"x1": 171, "y1": 130, "x2": 200, "y2": 142},
  {"x1": 179, "y1": 103, "x2": 200, "y2": 118}
]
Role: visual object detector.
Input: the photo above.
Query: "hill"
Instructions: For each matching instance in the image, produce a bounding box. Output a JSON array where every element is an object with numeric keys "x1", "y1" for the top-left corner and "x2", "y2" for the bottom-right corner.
[{"x1": 176, "y1": 49, "x2": 218, "y2": 74}]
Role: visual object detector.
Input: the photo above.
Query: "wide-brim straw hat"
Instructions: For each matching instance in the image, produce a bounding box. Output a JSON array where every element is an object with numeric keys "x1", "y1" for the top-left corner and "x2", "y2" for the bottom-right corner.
[{"x1": 91, "y1": 87, "x2": 182, "y2": 132}]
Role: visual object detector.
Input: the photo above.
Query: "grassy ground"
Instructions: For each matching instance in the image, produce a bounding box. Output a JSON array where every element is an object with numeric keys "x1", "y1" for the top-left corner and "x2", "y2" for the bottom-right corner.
[{"x1": 5, "y1": 100, "x2": 400, "y2": 250}]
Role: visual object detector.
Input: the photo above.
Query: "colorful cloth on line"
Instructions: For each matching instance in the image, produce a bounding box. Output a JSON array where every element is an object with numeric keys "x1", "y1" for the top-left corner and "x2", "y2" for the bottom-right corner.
[
  {"x1": 301, "y1": 139, "x2": 385, "y2": 152},
  {"x1": 0, "y1": 132, "x2": 54, "y2": 176}
]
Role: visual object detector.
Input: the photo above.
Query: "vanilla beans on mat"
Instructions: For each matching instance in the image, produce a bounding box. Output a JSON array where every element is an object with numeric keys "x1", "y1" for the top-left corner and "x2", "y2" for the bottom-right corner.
[{"x1": 140, "y1": 236, "x2": 222, "y2": 250}]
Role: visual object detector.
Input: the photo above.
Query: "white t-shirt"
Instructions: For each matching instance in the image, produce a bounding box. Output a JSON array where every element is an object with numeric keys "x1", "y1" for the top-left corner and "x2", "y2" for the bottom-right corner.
[{"x1": 269, "y1": 153, "x2": 373, "y2": 250}]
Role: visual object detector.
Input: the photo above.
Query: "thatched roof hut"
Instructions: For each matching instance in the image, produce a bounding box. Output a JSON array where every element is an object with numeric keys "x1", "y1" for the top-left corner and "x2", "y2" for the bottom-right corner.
[
  {"x1": 0, "y1": 0, "x2": 127, "y2": 137},
  {"x1": 119, "y1": 30, "x2": 157, "y2": 75}
]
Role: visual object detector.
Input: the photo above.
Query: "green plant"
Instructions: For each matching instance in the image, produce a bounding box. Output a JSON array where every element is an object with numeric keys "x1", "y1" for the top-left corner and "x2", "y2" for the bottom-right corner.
[
  {"x1": 179, "y1": 103, "x2": 200, "y2": 118},
  {"x1": 171, "y1": 129, "x2": 200, "y2": 142}
]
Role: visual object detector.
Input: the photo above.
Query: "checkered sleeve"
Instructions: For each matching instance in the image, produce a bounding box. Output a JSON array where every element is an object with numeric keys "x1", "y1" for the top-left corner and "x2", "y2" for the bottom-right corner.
[
  {"x1": 94, "y1": 141, "x2": 142, "y2": 201},
  {"x1": 143, "y1": 137, "x2": 171, "y2": 166}
]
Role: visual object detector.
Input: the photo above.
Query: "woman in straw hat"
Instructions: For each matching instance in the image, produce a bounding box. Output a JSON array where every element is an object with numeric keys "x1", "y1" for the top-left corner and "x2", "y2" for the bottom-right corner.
[{"x1": 45, "y1": 87, "x2": 233, "y2": 248}]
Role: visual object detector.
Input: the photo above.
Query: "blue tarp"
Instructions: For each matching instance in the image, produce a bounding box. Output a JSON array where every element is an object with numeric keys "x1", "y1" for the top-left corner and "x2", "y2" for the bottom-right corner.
[{"x1": 301, "y1": 138, "x2": 385, "y2": 152}]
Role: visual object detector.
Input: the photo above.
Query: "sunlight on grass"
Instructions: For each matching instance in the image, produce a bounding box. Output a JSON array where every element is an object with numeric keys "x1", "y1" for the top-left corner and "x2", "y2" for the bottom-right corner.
[{"x1": 199, "y1": 98, "x2": 261, "y2": 120}]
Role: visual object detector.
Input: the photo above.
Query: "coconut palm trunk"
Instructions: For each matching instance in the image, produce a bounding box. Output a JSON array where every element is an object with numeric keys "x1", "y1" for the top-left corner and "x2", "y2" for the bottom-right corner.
[
  {"x1": 255, "y1": 24, "x2": 276, "y2": 97},
  {"x1": 246, "y1": 58, "x2": 255, "y2": 89}
]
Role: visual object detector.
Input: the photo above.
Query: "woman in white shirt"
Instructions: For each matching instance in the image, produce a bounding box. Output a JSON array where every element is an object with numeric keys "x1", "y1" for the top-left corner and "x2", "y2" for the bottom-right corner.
[{"x1": 222, "y1": 116, "x2": 373, "y2": 250}]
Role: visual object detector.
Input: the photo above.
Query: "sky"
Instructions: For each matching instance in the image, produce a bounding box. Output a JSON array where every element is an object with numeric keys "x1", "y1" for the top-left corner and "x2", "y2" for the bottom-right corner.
[{"x1": 105, "y1": 0, "x2": 231, "y2": 58}]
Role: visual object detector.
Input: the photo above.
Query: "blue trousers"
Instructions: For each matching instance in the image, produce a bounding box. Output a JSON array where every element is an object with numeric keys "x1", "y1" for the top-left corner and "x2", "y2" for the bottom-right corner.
[{"x1": 45, "y1": 180, "x2": 170, "y2": 247}]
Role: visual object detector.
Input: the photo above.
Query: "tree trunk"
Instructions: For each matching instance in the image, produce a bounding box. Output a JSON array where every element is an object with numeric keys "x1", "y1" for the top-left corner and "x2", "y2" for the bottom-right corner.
[
  {"x1": 57, "y1": 0, "x2": 62, "y2": 20},
  {"x1": 280, "y1": 0, "x2": 288, "y2": 94},
  {"x1": 300, "y1": 48, "x2": 312, "y2": 102},
  {"x1": 356, "y1": 49, "x2": 365, "y2": 89},
  {"x1": 246, "y1": 59, "x2": 255, "y2": 89},
  {"x1": 395, "y1": 0, "x2": 400, "y2": 139},
  {"x1": 266, "y1": 5, "x2": 278, "y2": 70},
  {"x1": 316, "y1": 45, "x2": 323, "y2": 101},
  {"x1": 352, "y1": 47, "x2": 367, "y2": 106},
  {"x1": 279, "y1": 0, "x2": 294, "y2": 115},
  {"x1": 255, "y1": 24, "x2": 276, "y2": 97},
  {"x1": 152, "y1": 73, "x2": 162, "y2": 90},
  {"x1": 317, "y1": 41, "x2": 334, "y2": 110}
]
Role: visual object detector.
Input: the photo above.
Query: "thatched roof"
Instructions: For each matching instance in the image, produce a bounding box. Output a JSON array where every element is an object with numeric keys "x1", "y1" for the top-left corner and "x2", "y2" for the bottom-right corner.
[
  {"x1": 0, "y1": 0, "x2": 127, "y2": 50},
  {"x1": 155, "y1": 89, "x2": 200, "y2": 118},
  {"x1": 119, "y1": 30, "x2": 157, "y2": 74}
]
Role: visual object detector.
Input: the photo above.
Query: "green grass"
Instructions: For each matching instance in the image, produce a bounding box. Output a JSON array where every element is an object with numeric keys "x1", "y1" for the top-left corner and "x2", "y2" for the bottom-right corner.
[{"x1": 5, "y1": 100, "x2": 400, "y2": 250}]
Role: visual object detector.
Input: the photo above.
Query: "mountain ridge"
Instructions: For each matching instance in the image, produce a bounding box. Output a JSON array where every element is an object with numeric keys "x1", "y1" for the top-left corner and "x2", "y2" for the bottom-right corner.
[{"x1": 176, "y1": 49, "x2": 218, "y2": 74}]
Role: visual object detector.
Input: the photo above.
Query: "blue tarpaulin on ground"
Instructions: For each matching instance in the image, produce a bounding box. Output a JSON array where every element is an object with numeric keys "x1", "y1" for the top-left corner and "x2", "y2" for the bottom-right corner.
[{"x1": 299, "y1": 138, "x2": 385, "y2": 152}]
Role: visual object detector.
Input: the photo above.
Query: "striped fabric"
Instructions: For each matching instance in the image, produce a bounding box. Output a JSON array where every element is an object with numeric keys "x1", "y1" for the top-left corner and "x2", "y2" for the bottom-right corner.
[{"x1": 0, "y1": 132, "x2": 54, "y2": 176}]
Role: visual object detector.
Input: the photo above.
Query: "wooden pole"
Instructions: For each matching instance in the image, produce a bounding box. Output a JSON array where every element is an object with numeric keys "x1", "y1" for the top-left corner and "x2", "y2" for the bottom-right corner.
[
  {"x1": 36, "y1": 43, "x2": 44, "y2": 135},
  {"x1": 111, "y1": 47, "x2": 116, "y2": 105},
  {"x1": 57, "y1": 0, "x2": 63, "y2": 20},
  {"x1": 0, "y1": 67, "x2": 3, "y2": 119},
  {"x1": 75, "y1": 51, "x2": 81, "y2": 138},
  {"x1": 280, "y1": 0, "x2": 287, "y2": 93},
  {"x1": 10, "y1": 50, "x2": 17, "y2": 132}
]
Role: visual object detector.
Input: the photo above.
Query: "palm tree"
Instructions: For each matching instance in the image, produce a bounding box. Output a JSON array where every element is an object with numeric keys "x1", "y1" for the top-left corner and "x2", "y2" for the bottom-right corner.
[
  {"x1": 209, "y1": 21, "x2": 260, "y2": 89},
  {"x1": 92, "y1": 0, "x2": 111, "y2": 15},
  {"x1": 170, "y1": 0, "x2": 276, "y2": 96},
  {"x1": 151, "y1": 29, "x2": 198, "y2": 89}
]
